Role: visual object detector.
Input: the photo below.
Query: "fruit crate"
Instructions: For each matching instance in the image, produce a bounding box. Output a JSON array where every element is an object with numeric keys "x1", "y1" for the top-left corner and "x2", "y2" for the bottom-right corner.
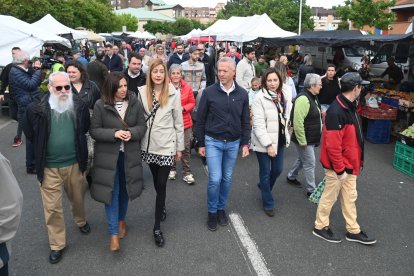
[
  {"x1": 366, "y1": 119, "x2": 392, "y2": 144},
  {"x1": 398, "y1": 134, "x2": 414, "y2": 147},
  {"x1": 394, "y1": 141, "x2": 414, "y2": 161},
  {"x1": 361, "y1": 103, "x2": 397, "y2": 120}
]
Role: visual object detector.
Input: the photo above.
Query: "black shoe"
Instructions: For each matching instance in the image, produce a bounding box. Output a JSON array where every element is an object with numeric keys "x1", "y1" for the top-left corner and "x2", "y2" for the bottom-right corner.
[
  {"x1": 161, "y1": 207, "x2": 167, "y2": 222},
  {"x1": 264, "y1": 209, "x2": 274, "y2": 217},
  {"x1": 153, "y1": 230, "x2": 165, "y2": 247},
  {"x1": 79, "y1": 222, "x2": 91, "y2": 235},
  {"x1": 207, "y1": 212, "x2": 218, "y2": 231},
  {"x1": 307, "y1": 192, "x2": 312, "y2": 198},
  {"x1": 49, "y1": 249, "x2": 64, "y2": 264},
  {"x1": 345, "y1": 231, "x2": 377, "y2": 245},
  {"x1": 312, "y1": 227, "x2": 342, "y2": 243},
  {"x1": 287, "y1": 177, "x2": 302, "y2": 187},
  {"x1": 27, "y1": 168, "x2": 36, "y2": 174},
  {"x1": 217, "y1": 210, "x2": 228, "y2": 226}
]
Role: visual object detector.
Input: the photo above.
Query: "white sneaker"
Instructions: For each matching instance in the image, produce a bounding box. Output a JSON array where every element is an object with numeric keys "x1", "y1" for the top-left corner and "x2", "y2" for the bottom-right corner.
[
  {"x1": 168, "y1": 170, "x2": 176, "y2": 180},
  {"x1": 183, "y1": 174, "x2": 195, "y2": 184}
]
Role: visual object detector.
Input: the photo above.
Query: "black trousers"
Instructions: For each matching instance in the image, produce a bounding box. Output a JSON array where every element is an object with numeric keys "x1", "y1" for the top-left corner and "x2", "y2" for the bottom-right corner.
[{"x1": 148, "y1": 163, "x2": 171, "y2": 231}]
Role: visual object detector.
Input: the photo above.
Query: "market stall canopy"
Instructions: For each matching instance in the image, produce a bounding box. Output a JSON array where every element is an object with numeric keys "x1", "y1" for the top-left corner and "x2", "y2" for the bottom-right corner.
[
  {"x1": 263, "y1": 30, "x2": 413, "y2": 48},
  {"x1": 75, "y1": 27, "x2": 105, "y2": 42},
  {"x1": 32, "y1": 14, "x2": 87, "y2": 40},
  {"x1": 0, "y1": 15, "x2": 71, "y2": 66},
  {"x1": 98, "y1": 33, "x2": 122, "y2": 42},
  {"x1": 178, "y1": 28, "x2": 203, "y2": 40},
  {"x1": 199, "y1": 14, "x2": 295, "y2": 42},
  {"x1": 129, "y1": 31, "x2": 156, "y2": 39},
  {"x1": 263, "y1": 30, "x2": 368, "y2": 47}
]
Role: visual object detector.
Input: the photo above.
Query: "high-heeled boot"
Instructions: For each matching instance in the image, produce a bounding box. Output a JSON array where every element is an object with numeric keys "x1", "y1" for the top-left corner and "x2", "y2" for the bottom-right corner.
[
  {"x1": 110, "y1": 235, "x2": 120, "y2": 251},
  {"x1": 119, "y1": 221, "x2": 126, "y2": 239}
]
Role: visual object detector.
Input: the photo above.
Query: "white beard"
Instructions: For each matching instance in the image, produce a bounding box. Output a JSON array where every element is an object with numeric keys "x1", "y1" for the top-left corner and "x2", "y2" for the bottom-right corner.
[{"x1": 49, "y1": 92, "x2": 74, "y2": 114}]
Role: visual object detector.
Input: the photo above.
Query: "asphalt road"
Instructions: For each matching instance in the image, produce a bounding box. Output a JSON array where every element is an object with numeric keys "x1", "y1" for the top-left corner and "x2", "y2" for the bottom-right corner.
[{"x1": 1, "y1": 115, "x2": 413, "y2": 276}]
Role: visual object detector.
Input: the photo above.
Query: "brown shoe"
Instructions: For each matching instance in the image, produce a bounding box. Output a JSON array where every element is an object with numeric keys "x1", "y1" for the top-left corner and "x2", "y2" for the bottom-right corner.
[
  {"x1": 119, "y1": 221, "x2": 126, "y2": 239},
  {"x1": 110, "y1": 235, "x2": 120, "y2": 251}
]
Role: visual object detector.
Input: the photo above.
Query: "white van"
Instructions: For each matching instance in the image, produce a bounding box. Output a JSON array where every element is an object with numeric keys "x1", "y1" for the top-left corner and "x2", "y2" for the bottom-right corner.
[
  {"x1": 299, "y1": 45, "x2": 365, "y2": 73},
  {"x1": 369, "y1": 41, "x2": 411, "y2": 81}
]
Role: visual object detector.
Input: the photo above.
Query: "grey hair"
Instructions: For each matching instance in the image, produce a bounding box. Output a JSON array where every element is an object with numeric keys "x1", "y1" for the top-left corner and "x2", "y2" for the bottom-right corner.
[
  {"x1": 169, "y1": 64, "x2": 183, "y2": 75},
  {"x1": 217, "y1": 56, "x2": 236, "y2": 70},
  {"x1": 12, "y1": 50, "x2": 30, "y2": 64},
  {"x1": 304, "y1": 73, "x2": 321, "y2": 88},
  {"x1": 230, "y1": 46, "x2": 237, "y2": 51},
  {"x1": 303, "y1": 54, "x2": 313, "y2": 66},
  {"x1": 48, "y1": 72, "x2": 70, "y2": 86}
]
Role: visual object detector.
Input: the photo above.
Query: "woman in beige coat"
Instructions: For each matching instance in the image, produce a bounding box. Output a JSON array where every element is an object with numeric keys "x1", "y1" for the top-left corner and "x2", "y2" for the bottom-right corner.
[
  {"x1": 251, "y1": 67, "x2": 292, "y2": 217},
  {"x1": 139, "y1": 59, "x2": 184, "y2": 247}
]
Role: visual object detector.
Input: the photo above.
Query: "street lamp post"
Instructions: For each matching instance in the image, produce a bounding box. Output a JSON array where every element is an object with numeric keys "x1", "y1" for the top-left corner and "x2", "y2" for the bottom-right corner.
[{"x1": 299, "y1": 0, "x2": 302, "y2": 35}]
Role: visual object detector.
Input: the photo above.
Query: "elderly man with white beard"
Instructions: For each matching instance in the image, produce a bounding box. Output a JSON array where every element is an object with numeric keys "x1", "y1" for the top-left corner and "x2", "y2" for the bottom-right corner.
[{"x1": 24, "y1": 72, "x2": 91, "y2": 264}]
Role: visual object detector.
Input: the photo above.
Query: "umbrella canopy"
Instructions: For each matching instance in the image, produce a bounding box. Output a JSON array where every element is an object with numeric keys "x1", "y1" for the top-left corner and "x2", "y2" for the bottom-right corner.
[
  {"x1": 32, "y1": 14, "x2": 87, "y2": 40},
  {"x1": 0, "y1": 15, "x2": 71, "y2": 66},
  {"x1": 76, "y1": 28, "x2": 105, "y2": 42}
]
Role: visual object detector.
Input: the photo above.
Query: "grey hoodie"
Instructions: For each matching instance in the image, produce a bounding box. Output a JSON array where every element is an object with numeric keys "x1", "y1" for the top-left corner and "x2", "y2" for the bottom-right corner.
[{"x1": 0, "y1": 153, "x2": 23, "y2": 268}]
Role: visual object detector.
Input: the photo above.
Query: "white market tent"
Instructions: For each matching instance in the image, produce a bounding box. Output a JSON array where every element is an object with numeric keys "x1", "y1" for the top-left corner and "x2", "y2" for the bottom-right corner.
[
  {"x1": 199, "y1": 14, "x2": 296, "y2": 42},
  {"x1": 32, "y1": 14, "x2": 87, "y2": 40},
  {"x1": 178, "y1": 28, "x2": 203, "y2": 40},
  {"x1": 128, "y1": 31, "x2": 156, "y2": 39},
  {"x1": 0, "y1": 15, "x2": 71, "y2": 66}
]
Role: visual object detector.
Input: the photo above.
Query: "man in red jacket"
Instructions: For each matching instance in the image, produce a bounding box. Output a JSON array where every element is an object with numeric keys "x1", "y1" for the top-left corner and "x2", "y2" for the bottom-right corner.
[{"x1": 313, "y1": 72, "x2": 376, "y2": 245}]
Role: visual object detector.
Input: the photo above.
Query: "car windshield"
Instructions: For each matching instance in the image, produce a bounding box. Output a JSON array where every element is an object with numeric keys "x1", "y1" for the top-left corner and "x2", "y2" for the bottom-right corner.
[{"x1": 343, "y1": 47, "x2": 365, "y2": 57}]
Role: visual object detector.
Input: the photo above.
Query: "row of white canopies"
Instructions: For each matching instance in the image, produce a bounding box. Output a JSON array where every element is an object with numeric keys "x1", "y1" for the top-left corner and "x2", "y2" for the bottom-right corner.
[{"x1": 180, "y1": 14, "x2": 296, "y2": 42}]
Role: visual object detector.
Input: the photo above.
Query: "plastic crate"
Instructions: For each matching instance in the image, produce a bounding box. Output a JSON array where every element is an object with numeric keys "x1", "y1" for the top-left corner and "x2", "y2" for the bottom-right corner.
[
  {"x1": 366, "y1": 119, "x2": 392, "y2": 144},
  {"x1": 398, "y1": 134, "x2": 414, "y2": 148},
  {"x1": 393, "y1": 153, "x2": 414, "y2": 179},
  {"x1": 394, "y1": 141, "x2": 414, "y2": 162}
]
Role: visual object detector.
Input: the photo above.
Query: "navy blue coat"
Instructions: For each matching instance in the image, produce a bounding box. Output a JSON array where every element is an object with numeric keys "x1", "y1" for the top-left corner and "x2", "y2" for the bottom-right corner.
[
  {"x1": 167, "y1": 53, "x2": 189, "y2": 69},
  {"x1": 9, "y1": 65, "x2": 42, "y2": 107}
]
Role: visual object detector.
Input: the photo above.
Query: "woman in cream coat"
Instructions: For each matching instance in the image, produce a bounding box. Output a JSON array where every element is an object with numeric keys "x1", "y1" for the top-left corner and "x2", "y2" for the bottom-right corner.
[
  {"x1": 251, "y1": 67, "x2": 292, "y2": 217},
  {"x1": 139, "y1": 59, "x2": 184, "y2": 247}
]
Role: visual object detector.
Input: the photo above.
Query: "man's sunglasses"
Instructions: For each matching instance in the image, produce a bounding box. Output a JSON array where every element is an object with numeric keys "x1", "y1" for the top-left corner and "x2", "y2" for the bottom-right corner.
[{"x1": 53, "y1": 85, "x2": 71, "y2": 91}]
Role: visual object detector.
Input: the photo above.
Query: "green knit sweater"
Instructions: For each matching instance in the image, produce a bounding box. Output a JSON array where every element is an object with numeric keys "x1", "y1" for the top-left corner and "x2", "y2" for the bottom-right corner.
[{"x1": 45, "y1": 110, "x2": 77, "y2": 168}]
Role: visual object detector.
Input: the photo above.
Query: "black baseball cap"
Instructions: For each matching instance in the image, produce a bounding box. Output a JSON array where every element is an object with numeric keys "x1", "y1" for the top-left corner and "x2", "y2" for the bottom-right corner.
[{"x1": 340, "y1": 72, "x2": 370, "y2": 92}]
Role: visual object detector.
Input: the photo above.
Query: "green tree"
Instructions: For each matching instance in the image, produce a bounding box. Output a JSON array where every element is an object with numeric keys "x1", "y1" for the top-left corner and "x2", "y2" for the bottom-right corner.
[
  {"x1": 334, "y1": 0, "x2": 396, "y2": 30},
  {"x1": 113, "y1": 14, "x2": 139, "y2": 32},
  {"x1": 170, "y1": 18, "x2": 195, "y2": 35},
  {"x1": 217, "y1": 0, "x2": 313, "y2": 33},
  {"x1": 144, "y1": 20, "x2": 172, "y2": 34}
]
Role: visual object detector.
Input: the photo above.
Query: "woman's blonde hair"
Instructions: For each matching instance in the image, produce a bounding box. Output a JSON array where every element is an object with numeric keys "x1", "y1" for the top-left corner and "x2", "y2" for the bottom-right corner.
[{"x1": 146, "y1": 59, "x2": 169, "y2": 110}]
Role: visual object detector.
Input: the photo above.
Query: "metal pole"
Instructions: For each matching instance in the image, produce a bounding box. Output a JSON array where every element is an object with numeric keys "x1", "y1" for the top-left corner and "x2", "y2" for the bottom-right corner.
[{"x1": 299, "y1": 0, "x2": 302, "y2": 35}]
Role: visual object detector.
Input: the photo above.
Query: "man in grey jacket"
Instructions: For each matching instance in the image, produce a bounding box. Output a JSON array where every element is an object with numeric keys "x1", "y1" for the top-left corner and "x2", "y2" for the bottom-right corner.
[{"x1": 0, "y1": 153, "x2": 23, "y2": 276}]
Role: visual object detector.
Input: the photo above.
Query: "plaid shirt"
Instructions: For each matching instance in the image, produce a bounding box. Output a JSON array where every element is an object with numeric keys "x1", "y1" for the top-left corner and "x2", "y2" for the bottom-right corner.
[{"x1": 181, "y1": 60, "x2": 206, "y2": 92}]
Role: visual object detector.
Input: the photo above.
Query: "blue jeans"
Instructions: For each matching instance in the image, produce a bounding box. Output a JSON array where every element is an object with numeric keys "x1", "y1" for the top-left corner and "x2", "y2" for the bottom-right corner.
[
  {"x1": 205, "y1": 135, "x2": 240, "y2": 213},
  {"x1": 105, "y1": 152, "x2": 128, "y2": 235},
  {"x1": 256, "y1": 146, "x2": 285, "y2": 210}
]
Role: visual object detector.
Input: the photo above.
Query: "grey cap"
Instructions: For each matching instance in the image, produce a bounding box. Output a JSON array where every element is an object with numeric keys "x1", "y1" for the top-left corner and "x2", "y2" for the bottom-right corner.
[
  {"x1": 189, "y1": 45, "x2": 198, "y2": 54},
  {"x1": 340, "y1": 72, "x2": 370, "y2": 91}
]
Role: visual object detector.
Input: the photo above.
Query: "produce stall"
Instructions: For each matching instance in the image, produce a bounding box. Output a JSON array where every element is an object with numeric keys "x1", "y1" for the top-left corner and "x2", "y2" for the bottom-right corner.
[{"x1": 360, "y1": 87, "x2": 414, "y2": 144}]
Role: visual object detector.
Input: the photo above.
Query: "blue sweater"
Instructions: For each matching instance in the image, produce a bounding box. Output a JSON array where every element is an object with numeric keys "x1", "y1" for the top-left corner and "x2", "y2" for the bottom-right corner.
[{"x1": 196, "y1": 82, "x2": 250, "y2": 147}]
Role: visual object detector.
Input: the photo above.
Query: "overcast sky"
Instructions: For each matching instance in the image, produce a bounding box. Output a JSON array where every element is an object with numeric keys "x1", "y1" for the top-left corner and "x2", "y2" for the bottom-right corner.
[{"x1": 164, "y1": 0, "x2": 345, "y2": 8}]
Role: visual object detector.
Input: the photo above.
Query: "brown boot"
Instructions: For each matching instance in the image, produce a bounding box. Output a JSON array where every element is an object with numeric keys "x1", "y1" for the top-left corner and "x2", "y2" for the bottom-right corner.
[
  {"x1": 119, "y1": 221, "x2": 126, "y2": 239},
  {"x1": 110, "y1": 235, "x2": 120, "y2": 251}
]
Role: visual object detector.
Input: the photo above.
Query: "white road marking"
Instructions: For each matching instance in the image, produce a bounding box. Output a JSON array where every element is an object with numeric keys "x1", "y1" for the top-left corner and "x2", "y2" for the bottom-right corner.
[{"x1": 229, "y1": 213, "x2": 272, "y2": 276}]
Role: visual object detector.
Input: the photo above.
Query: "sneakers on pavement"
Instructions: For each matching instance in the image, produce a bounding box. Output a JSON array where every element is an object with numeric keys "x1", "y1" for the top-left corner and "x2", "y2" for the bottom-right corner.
[
  {"x1": 345, "y1": 231, "x2": 377, "y2": 245},
  {"x1": 12, "y1": 137, "x2": 22, "y2": 147},
  {"x1": 168, "y1": 170, "x2": 176, "y2": 180},
  {"x1": 183, "y1": 174, "x2": 195, "y2": 184},
  {"x1": 312, "y1": 227, "x2": 342, "y2": 243},
  {"x1": 217, "y1": 210, "x2": 228, "y2": 226},
  {"x1": 287, "y1": 177, "x2": 302, "y2": 188},
  {"x1": 207, "y1": 212, "x2": 218, "y2": 231}
]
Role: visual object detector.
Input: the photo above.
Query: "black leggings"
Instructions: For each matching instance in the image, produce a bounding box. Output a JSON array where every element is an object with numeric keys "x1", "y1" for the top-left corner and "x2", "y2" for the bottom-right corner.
[{"x1": 148, "y1": 163, "x2": 171, "y2": 231}]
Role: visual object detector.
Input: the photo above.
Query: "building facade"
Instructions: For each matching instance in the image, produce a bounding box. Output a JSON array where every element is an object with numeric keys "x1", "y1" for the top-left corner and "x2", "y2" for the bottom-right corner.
[{"x1": 311, "y1": 7, "x2": 341, "y2": 31}]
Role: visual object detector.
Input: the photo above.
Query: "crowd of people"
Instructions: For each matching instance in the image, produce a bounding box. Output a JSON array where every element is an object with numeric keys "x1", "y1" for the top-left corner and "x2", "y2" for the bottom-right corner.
[{"x1": 0, "y1": 39, "x2": 378, "y2": 274}]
